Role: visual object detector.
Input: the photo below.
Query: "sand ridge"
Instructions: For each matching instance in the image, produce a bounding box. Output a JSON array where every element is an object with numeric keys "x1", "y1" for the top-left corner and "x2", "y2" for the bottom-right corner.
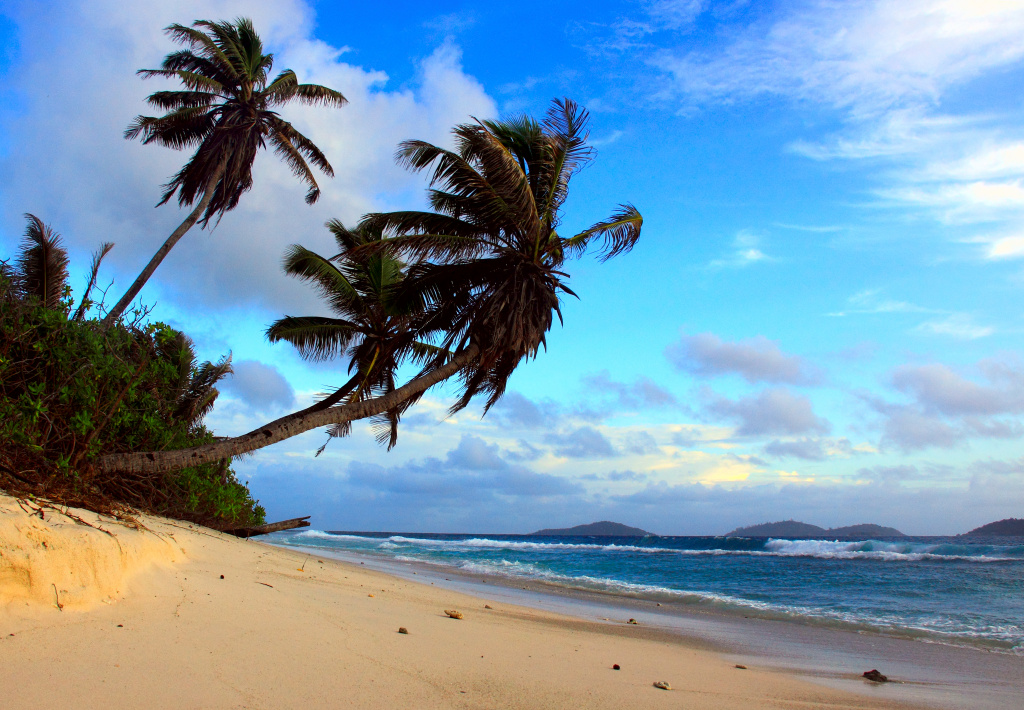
[{"x1": 0, "y1": 495, "x2": 186, "y2": 611}]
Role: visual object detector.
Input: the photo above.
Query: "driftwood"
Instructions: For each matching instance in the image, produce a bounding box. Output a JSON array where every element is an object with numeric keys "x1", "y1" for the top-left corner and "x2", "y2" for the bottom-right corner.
[{"x1": 224, "y1": 516, "x2": 311, "y2": 538}]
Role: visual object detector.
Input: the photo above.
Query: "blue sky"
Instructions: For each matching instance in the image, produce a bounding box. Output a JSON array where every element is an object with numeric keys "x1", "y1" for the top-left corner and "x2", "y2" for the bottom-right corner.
[{"x1": 3, "y1": 0, "x2": 1024, "y2": 534}]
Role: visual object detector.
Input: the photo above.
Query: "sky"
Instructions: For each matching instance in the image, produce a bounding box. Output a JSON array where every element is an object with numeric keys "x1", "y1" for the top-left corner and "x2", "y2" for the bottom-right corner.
[{"x1": 2, "y1": 0, "x2": 1024, "y2": 534}]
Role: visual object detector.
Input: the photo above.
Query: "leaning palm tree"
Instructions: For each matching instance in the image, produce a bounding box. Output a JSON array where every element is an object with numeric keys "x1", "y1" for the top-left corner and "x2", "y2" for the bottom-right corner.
[
  {"x1": 103, "y1": 18, "x2": 347, "y2": 325},
  {"x1": 267, "y1": 221, "x2": 435, "y2": 450},
  {"x1": 96, "y1": 97, "x2": 642, "y2": 474},
  {"x1": 361, "y1": 97, "x2": 643, "y2": 413}
]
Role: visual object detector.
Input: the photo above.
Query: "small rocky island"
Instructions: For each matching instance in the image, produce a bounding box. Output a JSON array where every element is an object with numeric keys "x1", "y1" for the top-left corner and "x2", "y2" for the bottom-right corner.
[
  {"x1": 532, "y1": 521, "x2": 652, "y2": 537},
  {"x1": 963, "y1": 518, "x2": 1024, "y2": 536},
  {"x1": 726, "y1": 520, "x2": 905, "y2": 537}
]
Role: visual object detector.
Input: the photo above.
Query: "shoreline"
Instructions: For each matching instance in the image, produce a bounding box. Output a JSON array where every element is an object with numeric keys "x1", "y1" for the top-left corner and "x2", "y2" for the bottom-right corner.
[
  {"x1": 271, "y1": 538, "x2": 1024, "y2": 710},
  {"x1": 0, "y1": 497, "x2": 1001, "y2": 709}
]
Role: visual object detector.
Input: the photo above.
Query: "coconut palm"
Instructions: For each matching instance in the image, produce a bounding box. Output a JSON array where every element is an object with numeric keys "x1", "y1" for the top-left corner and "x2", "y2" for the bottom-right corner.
[
  {"x1": 96, "y1": 97, "x2": 642, "y2": 474},
  {"x1": 360, "y1": 97, "x2": 643, "y2": 413},
  {"x1": 103, "y1": 17, "x2": 347, "y2": 325},
  {"x1": 267, "y1": 221, "x2": 436, "y2": 450},
  {"x1": 3, "y1": 214, "x2": 71, "y2": 309},
  {"x1": 154, "y1": 330, "x2": 233, "y2": 428}
]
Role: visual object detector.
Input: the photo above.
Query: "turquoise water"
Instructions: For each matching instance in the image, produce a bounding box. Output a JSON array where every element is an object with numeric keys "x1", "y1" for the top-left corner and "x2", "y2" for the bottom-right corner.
[{"x1": 269, "y1": 530, "x2": 1024, "y2": 653}]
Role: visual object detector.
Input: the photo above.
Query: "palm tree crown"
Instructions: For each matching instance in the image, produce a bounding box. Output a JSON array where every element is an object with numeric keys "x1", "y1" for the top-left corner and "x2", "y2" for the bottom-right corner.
[
  {"x1": 0, "y1": 214, "x2": 70, "y2": 310},
  {"x1": 125, "y1": 17, "x2": 347, "y2": 223},
  {"x1": 267, "y1": 222, "x2": 435, "y2": 449},
  {"x1": 361, "y1": 98, "x2": 642, "y2": 413}
]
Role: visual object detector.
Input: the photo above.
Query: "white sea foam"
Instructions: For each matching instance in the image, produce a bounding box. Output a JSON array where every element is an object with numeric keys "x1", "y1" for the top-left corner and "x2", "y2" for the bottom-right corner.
[
  {"x1": 453, "y1": 559, "x2": 1023, "y2": 648},
  {"x1": 285, "y1": 531, "x2": 1021, "y2": 562}
]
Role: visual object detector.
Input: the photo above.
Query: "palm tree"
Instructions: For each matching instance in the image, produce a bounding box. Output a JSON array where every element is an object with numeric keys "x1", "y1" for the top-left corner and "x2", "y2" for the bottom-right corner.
[
  {"x1": 4, "y1": 214, "x2": 70, "y2": 309},
  {"x1": 360, "y1": 97, "x2": 643, "y2": 413},
  {"x1": 267, "y1": 221, "x2": 435, "y2": 450},
  {"x1": 103, "y1": 18, "x2": 347, "y2": 325},
  {"x1": 96, "y1": 97, "x2": 642, "y2": 474},
  {"x1": 154, "y1": 329, "x2": 233, "y2": 427}
]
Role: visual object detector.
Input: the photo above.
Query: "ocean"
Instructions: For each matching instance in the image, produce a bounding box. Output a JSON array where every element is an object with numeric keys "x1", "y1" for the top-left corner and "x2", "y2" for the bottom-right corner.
[{"x1": 268, "y1": 530, "x2": 1024, "y2": 654}]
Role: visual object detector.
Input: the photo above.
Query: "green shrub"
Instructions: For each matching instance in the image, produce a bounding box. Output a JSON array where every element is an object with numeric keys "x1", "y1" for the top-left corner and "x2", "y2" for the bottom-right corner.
[{"x1": 0, "y1": 231, "x2": 264, "y2": 528}]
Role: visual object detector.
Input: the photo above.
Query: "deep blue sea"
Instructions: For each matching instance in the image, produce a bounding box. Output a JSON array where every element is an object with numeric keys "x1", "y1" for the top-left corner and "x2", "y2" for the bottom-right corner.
[{"x1": 270, "y1": 530, "x2": 1024, "y2": 653}]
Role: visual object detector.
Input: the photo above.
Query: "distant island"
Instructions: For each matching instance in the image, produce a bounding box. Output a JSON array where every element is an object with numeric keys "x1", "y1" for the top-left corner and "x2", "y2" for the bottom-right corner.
[
  {"x1": 532, "y1": 521, "x2": 652, "y2": 537},
  {"x1": 725, "y1": 520, "x2": 905, "y2": 537},
  {"x1": 963, "y1": 518, "x2": 1024, "y2": 536}
]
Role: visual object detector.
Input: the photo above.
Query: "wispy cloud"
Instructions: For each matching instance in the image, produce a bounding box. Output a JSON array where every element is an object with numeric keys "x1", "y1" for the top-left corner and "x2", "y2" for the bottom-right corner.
[
  {"x1": 644, "y1": 1, "x2": 1024, "y2": 243},
  {"x1": 709, "y1": 229, "x2": 774, "y2": 268},
  {"x1": 827, "y1": 289, "x2": 936, "y2": 317},
  {"x1": 913, "y1": 314, "x2": 994, "y2": 340},
  {"x1": 653, "y1": 0, "x2": 1024, "y2": 116}
]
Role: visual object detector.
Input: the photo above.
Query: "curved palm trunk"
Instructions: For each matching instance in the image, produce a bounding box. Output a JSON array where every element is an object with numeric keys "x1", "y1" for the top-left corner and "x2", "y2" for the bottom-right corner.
[
  {"x1": 102, "y1": 160, "x2": 228, "y2": 326},
  {"x1": 96, "y1": 345, "x2": 479, "y2": 475}
]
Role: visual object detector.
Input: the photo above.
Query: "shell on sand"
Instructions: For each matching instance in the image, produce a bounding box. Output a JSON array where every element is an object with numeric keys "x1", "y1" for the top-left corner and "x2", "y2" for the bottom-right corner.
[
  {"x1": 444, "y1": 609, "x2": 463, "y2": 619},
  {"x1": 653, "y1": 681, "x2": 672, "y2": 690}
]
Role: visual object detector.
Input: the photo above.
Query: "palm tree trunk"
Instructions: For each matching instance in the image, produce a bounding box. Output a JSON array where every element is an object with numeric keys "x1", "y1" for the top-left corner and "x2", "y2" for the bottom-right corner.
[
  {"x1": 102, "y1": 160, "x2": 228, "y2": 325},
  {"x1": 95, "y1": 345, "x2": 479, "y2": 475}
]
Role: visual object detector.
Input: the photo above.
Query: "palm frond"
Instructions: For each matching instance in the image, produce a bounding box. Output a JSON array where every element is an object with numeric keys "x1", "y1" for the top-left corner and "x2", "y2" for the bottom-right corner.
[
  {"x1": 266, "y1": 316, "x2": 360, "y2": 361},
  {"x1": 563, "y1": 204, "x2": 642, "y2": 261},
  {"x1": 17, "y1": 214, "x2": 69, "y2": 309},
  {"x1": 72, "y1": 241, "x2": 115, "y2": 321},
  {"x1": 281, "y1": 244, "x2": 360, "y2": 311}
]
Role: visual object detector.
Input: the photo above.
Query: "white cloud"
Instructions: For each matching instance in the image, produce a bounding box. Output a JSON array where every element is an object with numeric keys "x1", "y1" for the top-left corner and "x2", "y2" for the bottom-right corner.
[
  {"x1": 974, "y1": 234, "x2": 1024, "y2": 259},
  {"x1": 828, "y1": 288, "x2": 937, "y2": 317},
  {"x1": 914, "y1": 314, "x2": 995, "y2": 339},
  {"x1": 0, "y1": 0, "x2": 496, "y2": 318},
  {"x1": 708, "y1": 229, "x2": 773, "y2": 268},
  {"x1": 655, "y1": 0, "x2": 1024, "y2": 116},
  {"x1": 646, "y1": 1, "x2": 1024, "y2": 240}
]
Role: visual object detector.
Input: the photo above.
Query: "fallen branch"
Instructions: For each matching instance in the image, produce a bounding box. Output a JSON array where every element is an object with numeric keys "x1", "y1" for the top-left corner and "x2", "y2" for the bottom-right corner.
[{"x1": 224, "y1": 516, "x2": 311, "y2": 538}]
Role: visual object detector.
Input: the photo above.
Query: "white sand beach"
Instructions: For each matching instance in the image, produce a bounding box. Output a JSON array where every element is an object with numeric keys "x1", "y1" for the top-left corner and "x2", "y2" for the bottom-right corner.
[{"x1": 1, "y1": 494, "x2": 932, "y2": 709}]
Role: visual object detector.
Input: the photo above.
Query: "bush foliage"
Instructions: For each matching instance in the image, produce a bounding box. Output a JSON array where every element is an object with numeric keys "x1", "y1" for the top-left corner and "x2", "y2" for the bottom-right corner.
[{"x1": 0, "y1": 233, "x2": 264, "y2": 528}]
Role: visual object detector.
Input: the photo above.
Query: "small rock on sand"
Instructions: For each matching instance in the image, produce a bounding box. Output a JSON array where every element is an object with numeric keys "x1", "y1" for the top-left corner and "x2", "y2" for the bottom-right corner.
[
  {"x1": 653, "y1": 681, "x2": 671, "y2": 690},
  {"x1": 863, "y1": 669, "x2": 888, "y2": 683},
  {"x1": 368, "y1": 594, "x2": 374, "y2": 597},
  {"x1": 444, "y1": 609, "x2": 463, "y2": 619},
  {"x1": 627, "y1": 618, "x2": 638, "y2": 625},
  {"x1": 612, "y1": 664, "x2": 620, "y2": 670},
  {"x1": 398, "y1": 627, "x2": 408, "y2": 634},
  {"x1": 484, "y1": 604, "x2": 493, "y2": 609},
  {"x1": 735, "y1": 665, "x2": 747, "y2": 669}
]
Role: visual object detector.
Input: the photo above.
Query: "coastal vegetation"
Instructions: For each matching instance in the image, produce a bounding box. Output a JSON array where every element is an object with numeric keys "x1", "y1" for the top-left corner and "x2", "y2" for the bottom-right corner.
[
  {"x1": 0, "y1": 216, "x2": 263, "y2": 528},
  {"x1": 0, "y1": 17, "x2": 642, "y2": 528}
]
